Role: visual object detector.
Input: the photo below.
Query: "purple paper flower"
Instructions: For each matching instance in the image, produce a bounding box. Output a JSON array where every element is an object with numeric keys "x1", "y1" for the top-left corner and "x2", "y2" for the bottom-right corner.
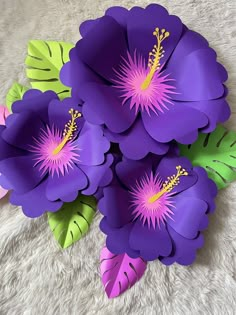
[
  {"x1": 0, "y1": 105, "x2": 10, "y2": 199},
  {"x1": 99, "y1": 153, "x2": 217, "y2": 265},
  {"x1": 0, "y1": 90, "x2": 112, "y2": 218},
  {"x1": 60, "y1": 4, "x2": 230, "y2": 160}
]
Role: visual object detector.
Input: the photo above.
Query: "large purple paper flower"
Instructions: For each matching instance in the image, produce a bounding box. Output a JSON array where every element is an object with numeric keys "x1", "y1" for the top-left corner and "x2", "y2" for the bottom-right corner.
[
  {"x1": 60, "y1": 4, "x2": 230, "y2": 160},
  {"x1": 99, "y1": 153, "x2": 217, "y2": 265},
  {"x1": 0, "y1": 90, "x2": 112, "y2": 218}
]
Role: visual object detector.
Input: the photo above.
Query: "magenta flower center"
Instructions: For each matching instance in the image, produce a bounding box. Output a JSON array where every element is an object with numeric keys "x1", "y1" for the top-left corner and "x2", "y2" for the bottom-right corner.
[
  {"x1": 113, "y1": 27, "x2": 177, "y2": 115},
  {"x1": 130, "y1": 166, "x2": 188, "y2": 229},
  {"x1": 29, "y1": 109, "x2": 82, "y2": 177}
]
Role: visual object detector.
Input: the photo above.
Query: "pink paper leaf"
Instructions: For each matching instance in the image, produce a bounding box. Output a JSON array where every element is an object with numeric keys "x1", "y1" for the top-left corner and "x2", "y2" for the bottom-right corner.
[
  {"x1": 100, "y1": 246, "x2": 147, "y2": 298},
  {"x1": 0, "y1": 105, "x2": 10, "y2": 125}
]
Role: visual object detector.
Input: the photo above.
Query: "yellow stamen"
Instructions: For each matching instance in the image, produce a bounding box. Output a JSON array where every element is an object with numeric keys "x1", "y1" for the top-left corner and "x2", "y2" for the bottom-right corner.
[
  {"x1": 52, "y1": 108, "x2": 82, "y2": 155},
  {"x1": 148, "y1": 165, "x2": 188, "y2": 203},
  {"x1": 141, "y1": 28, "x2": 170, "y2": 90}
]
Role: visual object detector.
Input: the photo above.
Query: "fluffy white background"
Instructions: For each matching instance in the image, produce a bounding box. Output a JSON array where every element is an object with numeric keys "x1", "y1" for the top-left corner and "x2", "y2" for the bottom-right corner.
[{"x1": 0, "y1": 0, "x2": 236, "y2": 314}]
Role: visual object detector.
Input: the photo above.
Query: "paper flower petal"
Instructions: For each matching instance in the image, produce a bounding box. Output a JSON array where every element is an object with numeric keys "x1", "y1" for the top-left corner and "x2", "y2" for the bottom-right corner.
[
  {"x1": 100, "y1": 246, "x2": 146, "y2": 298},
  {"x1": 80, "y1": 154, "x2": 113, "y2": 196},
  {"x1": 167, "y1": 49, "x2": 226, "y2": 101},
  {"x1": 46, "y1": 166, "x2": 88, "y2": 202},
  {"x1": 76, "y1": 16, "x2": 127, "y2": 82},
  {"x1": 12, "y1": 89, "x2": 58, "y2": 125},
  {"x1": 0, "y1": 155, "x2": 42, "y2": 194},
  {"x1": 81, "y1": 83, "x2": 136, "y2": 133},
  {"x1": 160, "y1": 226, "x2": 204, "y2": 266},
  {"x1": 105, "y1": 6, "x2": 128, "y2": 29},
  {"x1": 48, "y1": 97, "x2": 83, "y2": 132},
  {"x1": 181, "y1": 97, "x2": 230, "y2": 134},
  {"x1": 127, "y1": 4, "x2": 183, "y2": 65},
  {"x1": 115, "y1": 157, "x2": 153, "y2": 190},
  {"x1": 106, "y1": 119, "x2": 169, "y2": 160},
  {"x1": 166, "y1": 29, "x2": 209, "y2": 65},
  {"x1": 2, "y1": 111, "x2": 44, "y2": 150},
  {"x1": 155, "y1": 155, "x2": 198, "y2": 195},
  {"x1": 180, "y1": 167, "x2": 217, "y2": 213},
  {"x1": 141, "y1": 103, "x2": 208, "y2": 144},
  {"x1": 76, "y1": 122, "x2": 110, "y2": 166},
  {"x1": 79, "y1": 19, "x2": 100, "y2": 37},
  {"x1": 98, "y1": 183, "x2": 132, "y2": 228},
  {"x1": 10, "y1": 180, "x2": 63, "y2": 218},
  {"x1": 166, "y1": 196, "x2": 208, "y2": 239},
  {"x1": 129, "y1": 220, "x2": 172, "y2": 260}
]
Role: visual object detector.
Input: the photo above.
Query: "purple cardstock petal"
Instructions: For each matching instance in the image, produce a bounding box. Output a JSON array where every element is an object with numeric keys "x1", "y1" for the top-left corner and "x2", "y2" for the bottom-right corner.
[
  {"x1": 116, "y1": 157, "x2": 153, "y2": 189},
  {"x1": 12, "y1": 90, "x2": 58, "y2": 124},
  {"x1": 79, "y1": 19, "x2": 100, "y2": 37},
  {"x1": 81, "y1": 83, "x2": 136, "y2": 133},
  {"x1": 2, "y1": 111, "x2": 44, "y2": 151},
  {"x1": 168, "y1": 48, "x2": 225, "y2": 101},
  {"x1": 76, "y1": 122, "x2": 110, "y2": 166},
  {"x1": 161, "y1": 226, "x2": 204, "y2": 266},
  {"x1": 185, "y1": 97, "x2": 231, "y2": 134},
  {"x1": 155, "y1": 155, "x2": 198, "y2": 195},
  {"x1": 105, "y1": 6, "x2": 129, "y2": 29},
  {"x1": 167, "y1": 196, "x2": 208, "y2": 239},
  {"x1": 100, "y1": 220, "x2": 140, "y2": 258},
  {"x1": 46, "y1": 166, "x2": 88, "y2": 202},
  {"x1": 80, "y1": 154, "x2": 113, "y2": 195},
  {"x1": 98, "y1": 184, "x2": 132, "y2": 228},
  {"x1": 127, "y1": 4, "x2": 183, "y2": 65},
  {"x1": 76, "y1": 16, "x2": 127, "y2": 82},
  {"x1": 60, "y1": 48, "x2": 104, "y2": 96},
  {"x1": 107, "y1": 118, "x2": 169, "y2": 160},
  {"x1": 142, "y1": 103, "x2": 208, "y2": 144},
  {"x1": 48, "y1": 98, "x2": 84, "y2": 132},
  {"x1": 129, "y1": 221, "x2": 172, "y2": 260},
  {"x1": 10, "y1": 180, "x2": 63, "y2": 218},
  {"x1": 0, "y1": 155, "x2": 42, "y2": 194}
]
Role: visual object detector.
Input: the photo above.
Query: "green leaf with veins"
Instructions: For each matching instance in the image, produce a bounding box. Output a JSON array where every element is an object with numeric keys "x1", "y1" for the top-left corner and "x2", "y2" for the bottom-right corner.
[
  {"x1": 6, "y1": 82, "x2": 29, "y2": 112},
  {"x1": 48, "y1": 195, "x2": 97, "y2": 249},
  {"x1": 179, "y1": 125, "x2": 236, "y2": 189},
  {"x1": 25, "y1": 40, "x2": 74, "y2": 99}
]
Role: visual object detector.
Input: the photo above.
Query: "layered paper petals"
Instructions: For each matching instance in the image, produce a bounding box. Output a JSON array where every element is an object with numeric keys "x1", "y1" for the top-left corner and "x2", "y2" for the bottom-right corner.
[{"x1": 99, "y1": 154, "x2": 217, "y2": 264}]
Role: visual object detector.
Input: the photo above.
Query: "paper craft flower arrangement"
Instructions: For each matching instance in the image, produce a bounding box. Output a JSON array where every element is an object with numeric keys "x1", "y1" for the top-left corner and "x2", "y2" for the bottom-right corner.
[{"x1": 0, "y1": 4, "x2": 235, "y2": 298}]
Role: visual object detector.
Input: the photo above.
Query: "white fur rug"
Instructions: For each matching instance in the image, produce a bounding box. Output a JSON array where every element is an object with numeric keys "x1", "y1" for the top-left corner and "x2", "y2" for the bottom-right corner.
[{"x1": 0, "y1": 0, "x2": 236, "y2": 314}]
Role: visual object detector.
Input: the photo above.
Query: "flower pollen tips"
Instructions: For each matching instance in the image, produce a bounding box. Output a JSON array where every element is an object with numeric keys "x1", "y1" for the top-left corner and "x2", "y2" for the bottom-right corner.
[
  {"x1": 52, "y1": 108, "x2": 82, "y2": 155},
  {"x1": 141, "y1": 27, "x2": 170, "y2": 91},
  {"x1": 148, "y1": 165, "x2": 188, "y2": 203}
]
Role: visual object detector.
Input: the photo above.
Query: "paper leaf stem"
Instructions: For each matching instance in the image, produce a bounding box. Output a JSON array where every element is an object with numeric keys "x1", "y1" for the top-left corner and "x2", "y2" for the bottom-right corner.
[
  {"x1": 48, "y1": 195, "x2": 97, "y2": 249},
  {"x1": 25, "y1": 40, "x2": 74, "y2": 99},
  {"x1": 100, "y1": 246, "x2": 147, "y2": 298},
  {"x1": 6, "y1": 83, "x2": 29, "y2": 112},
  {"x1": 179, "y1": 125, "x2": 236, "y2": 189}
]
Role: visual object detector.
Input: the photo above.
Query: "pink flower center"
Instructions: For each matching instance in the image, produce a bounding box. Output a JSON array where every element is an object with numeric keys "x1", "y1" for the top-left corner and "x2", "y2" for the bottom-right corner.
[
  {"x1": 113, "y1": 27, "x2": 177, "y2": 115},
  {"x1": 130, "y1": 166, "x2": 188, "y2": 229},
  {"x1": 29, "y1": 109, "x2": 82, "y2": 177}
]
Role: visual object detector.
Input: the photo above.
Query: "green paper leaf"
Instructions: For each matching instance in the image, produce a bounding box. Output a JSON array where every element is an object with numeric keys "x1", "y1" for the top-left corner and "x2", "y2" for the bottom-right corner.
[
  {"x1": 6, "y1": 82, "x2": 29, "y2": 112},
  {"x1": 25, "y1": 40, "x2": 74, "y2": 99},
  {"x1": 48, "y1": 195, "x2": 97, "y2": 249},
  {"x1": 179, "y1": 125, "x2": 236, "y2": 189}
]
